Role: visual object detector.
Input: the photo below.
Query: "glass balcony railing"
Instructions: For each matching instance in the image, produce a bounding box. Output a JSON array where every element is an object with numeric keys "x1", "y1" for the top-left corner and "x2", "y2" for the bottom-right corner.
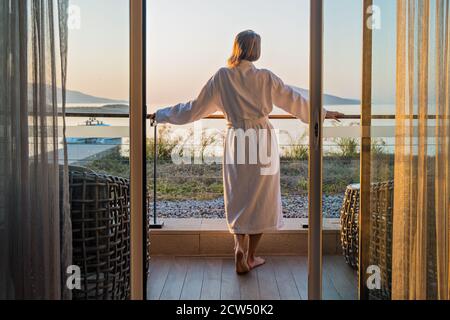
[{"x1": 60, "y1": 111, "x2": 400, "y2": 222}]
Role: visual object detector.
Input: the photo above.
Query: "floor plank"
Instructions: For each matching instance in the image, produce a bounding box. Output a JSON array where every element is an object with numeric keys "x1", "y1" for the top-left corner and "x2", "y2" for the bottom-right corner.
[
  {"x1": 147, "y1": 257, "x2": 173, "y2": 300},
  {"x1": 220, "y1": 259, "x2": 241, "y2": 300},
  {"x1": 322, "y1": 265, "x2": 342, "y2": 300},
  {"x1": 200, "y1": 258, "x2": 223, "y2": 300},
  {"x1": 257, "y1": 258, "x2": 281, "y2": 300},
  {"x1": 270, "y1": 257, "x2": 301, "y2": 300},
  {"x1": 160, "y1": 257, "x2": 188, "y2": 300},
  {"x1": 180, "y1": 258, "x2": 205, "y2": 300},
  {"x1": 323, "y1": 255, "x2": 357, "y2": 300},
  {"x1": 239, "y1": 262, "x2": 260, "y2": 300},
  {"x1": 148, "y1": 255, "x2": 357, "y2": 301},
  {"x1": 286, "y1": 256, "x2": 308, "y2": 300},
  {"x1": 328, "y1": 255, "x2": 358, "y2": 287}
]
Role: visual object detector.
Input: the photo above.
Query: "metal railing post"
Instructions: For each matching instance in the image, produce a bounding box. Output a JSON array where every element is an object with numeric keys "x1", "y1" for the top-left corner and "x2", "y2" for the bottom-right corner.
[{"x1": 149, "y1": 121, "x2": 164, "y2": 229}]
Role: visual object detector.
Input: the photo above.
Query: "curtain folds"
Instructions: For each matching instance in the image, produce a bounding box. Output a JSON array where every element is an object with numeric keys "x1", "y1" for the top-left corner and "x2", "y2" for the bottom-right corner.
[
  {"x1": 0, "y1": 0, "x2": 69, "y2": 299},
  {"x1": 393, "y1": 0, "x2": 450, "y2": 300}
]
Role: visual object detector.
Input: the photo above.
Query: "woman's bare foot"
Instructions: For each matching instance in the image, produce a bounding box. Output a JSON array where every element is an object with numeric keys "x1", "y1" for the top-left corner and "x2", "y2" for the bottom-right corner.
[
  {"x1": 247, "y1": 256, "x2": 266, "y2": 270},
  {"x1": 235, "y1": 248, "x2": 250, "y2": 275}
]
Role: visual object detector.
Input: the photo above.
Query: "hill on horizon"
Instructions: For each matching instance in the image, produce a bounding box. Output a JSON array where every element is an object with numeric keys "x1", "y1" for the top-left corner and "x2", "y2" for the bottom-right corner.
[
  {"x1": 63, "y1": 88, "x2": 127, "y2": 104},
  {"x1": 291, "y1": 86, "x2": 360, "y2": 105},
  {"x1": 62, "y1": 86, "x2": 359, "y2": 108}
]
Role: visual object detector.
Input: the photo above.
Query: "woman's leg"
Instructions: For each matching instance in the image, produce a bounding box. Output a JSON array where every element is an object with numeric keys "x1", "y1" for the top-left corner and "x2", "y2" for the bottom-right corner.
[
  {"x1": 247, "y1": 234, "x2": 266, "y2": 269},
  {"x1": 234, "y1": 234, "x2": 249, "y2": 274}
]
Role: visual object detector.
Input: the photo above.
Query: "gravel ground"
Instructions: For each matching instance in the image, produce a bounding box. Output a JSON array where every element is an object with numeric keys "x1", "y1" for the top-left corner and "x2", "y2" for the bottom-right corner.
[{"x1": 152, "y1": 195, "x2": 344, "y2": 219}]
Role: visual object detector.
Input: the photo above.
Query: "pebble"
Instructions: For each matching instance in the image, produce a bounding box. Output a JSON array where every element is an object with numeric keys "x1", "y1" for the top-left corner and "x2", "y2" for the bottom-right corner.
[{"x1": 152, "y1": 195, "x2": 344, "y2": 219}]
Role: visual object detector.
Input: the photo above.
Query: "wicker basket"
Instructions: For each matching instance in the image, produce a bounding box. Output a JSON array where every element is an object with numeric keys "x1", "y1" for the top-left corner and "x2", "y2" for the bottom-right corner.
[
  {"x1": 368, "y1": 181, "x2": 393, "y2": 300},
  {"x1": 339, "y1": 181, "x2": 394, "y2": 300},
  {"x1": 69, "y1": 167, "x2": 132, "y2": 300},
  {"x1": 340, "y1": 184, "x2": 360, "y2": 269}
]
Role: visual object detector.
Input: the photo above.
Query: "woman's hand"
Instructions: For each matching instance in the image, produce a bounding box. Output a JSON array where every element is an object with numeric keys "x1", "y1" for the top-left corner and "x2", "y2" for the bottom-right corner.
[{"x1": 326, "y1": 111, "x2": 345, "y2": 122}]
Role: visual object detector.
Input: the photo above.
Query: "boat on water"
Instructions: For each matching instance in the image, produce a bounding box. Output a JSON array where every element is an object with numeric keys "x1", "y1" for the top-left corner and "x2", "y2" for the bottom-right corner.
[{"x1": 66, "y1": 117, "x2": 122, "y2": 145}]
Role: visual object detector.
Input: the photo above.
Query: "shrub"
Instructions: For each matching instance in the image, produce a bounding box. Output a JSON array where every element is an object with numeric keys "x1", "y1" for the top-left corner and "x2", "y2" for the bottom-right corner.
[
  {"x1": 371, "y1": 138, "x2": 387, "y2": 155},
  {"x1": 183, "y1": 129, "x2": 223, "y2": 163},
  {"x1": 82, "y1": 146, "x2": 130, "y2": 178},
  {"x1": 282, "y1": 132, "x2": 309, "y2": 160},
  {"x1": 331, "y1": 137, "x2": 359, "y2": 158},
  {"x1": 147, "y1": 125, "x2": 183, "y2": 161}
]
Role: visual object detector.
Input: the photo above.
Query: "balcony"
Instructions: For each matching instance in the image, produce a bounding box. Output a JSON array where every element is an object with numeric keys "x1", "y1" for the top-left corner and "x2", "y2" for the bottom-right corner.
[{"x1": 61, "y1": 109, "x2": 391, "y2": 300}]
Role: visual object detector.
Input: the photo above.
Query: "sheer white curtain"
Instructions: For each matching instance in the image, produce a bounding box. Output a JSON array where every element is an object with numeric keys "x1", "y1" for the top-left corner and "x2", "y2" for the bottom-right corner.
[
  {"x1": 393, "y1": 0, "x2": 449, "y2": 300},
  {"x1": 0, "y1": 0, "x2": 69, "y2": 299}
]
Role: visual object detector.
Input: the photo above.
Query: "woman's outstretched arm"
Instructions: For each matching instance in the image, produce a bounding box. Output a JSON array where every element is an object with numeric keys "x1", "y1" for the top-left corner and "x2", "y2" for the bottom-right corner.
[
  {"x1": 154, "y1": 74, "x2": 220, "y2": 125},
  {"x1": 268, "y1": 71, "x2": 343, "y2": 123}
]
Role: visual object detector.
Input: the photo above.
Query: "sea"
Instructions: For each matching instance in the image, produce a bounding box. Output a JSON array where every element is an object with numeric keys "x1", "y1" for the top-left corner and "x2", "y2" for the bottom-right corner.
[{"x1": 61, "y1": 103, "x2": 399, "y2": 164}]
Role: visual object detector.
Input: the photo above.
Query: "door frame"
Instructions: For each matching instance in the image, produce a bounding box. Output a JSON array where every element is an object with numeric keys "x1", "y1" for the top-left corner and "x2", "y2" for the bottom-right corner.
[
  {"x1": 359, "y1": 0, "x2": 373, "y2": 300},
  {"x1": 308, "y1": 0, "x2": 324, "y2": 301},
  {"x1": 130, "y1": 0, "x2": 147, "y2": 300},
  {"x1": 130, "y1": 0, "x2": 329, "y2": 301}
]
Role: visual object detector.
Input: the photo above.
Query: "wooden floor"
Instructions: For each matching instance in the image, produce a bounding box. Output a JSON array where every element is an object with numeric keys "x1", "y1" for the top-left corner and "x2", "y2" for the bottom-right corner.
[{"x1": 147, "y1": 255, "x2": 357, "y2": 300}]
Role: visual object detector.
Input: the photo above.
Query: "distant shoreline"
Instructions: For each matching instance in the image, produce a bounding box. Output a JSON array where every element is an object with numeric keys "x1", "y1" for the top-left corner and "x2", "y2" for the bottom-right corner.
[{"x1": 62, "y1": 85, "x2": 360, "y2": 107}]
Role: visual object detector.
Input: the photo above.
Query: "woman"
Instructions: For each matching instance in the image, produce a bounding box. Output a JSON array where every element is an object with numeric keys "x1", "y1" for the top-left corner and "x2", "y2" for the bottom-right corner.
[{"x1": 151, "y1": 30, "x2": 343, "y2": 274}]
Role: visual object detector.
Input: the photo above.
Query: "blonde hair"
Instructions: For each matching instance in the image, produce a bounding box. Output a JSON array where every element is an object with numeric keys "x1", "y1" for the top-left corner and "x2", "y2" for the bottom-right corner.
[{"x1": 227, "y1": 30, "x2": 261, "y2": 68}]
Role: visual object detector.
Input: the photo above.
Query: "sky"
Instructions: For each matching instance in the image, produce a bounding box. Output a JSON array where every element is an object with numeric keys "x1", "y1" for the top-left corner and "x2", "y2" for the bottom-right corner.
[{"x1": 67, "y1": 0, "x2": 396, "y2": 111}]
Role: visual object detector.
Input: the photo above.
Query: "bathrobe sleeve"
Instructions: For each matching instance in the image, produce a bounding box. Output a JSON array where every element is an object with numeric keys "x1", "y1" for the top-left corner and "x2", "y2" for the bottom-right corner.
[
  {"x1": 269, "y1": 71, "x2": 327, "y2": 124},
  {"x1": 155, "y1": 73, "x2": 220, "y2": 125}
]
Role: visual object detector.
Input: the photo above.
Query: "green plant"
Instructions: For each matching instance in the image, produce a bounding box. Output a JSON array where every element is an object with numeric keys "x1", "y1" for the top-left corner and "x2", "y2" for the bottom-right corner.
[
  {"x1": 282, "y1": 132, "x2": 309, "y2": 160},
  {"x1": 149, "y1": 177, "x2": 223, "y2": 201},
  {"x1": 297, "y1": 177, "x2": 308, "y2": 191},
  {"x1": 332, "y1": 137, "x2": 359, "y2": 158},
  {"x1": 83, "y1": 146, "x2": 130, "y2": 178},
  {"x1": 184, "y1": 129, "x2": 222, "y2": 163},
  {"x1": 371, "y1": 138, "x2": 387, "y2": 155},
  {"x1": 146, "y1": 125, "x2": 183, "y2": 161}
]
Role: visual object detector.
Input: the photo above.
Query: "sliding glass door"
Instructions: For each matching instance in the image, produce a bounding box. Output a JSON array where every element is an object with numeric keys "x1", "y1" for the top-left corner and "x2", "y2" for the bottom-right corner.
[
  {"x1": 145, "y1": 0, "x2": 312, "y2": 300},
  {"x1": 358, "y1": 0, "x2": 396, "y2": 300},
  {"x1": 67, "y1": 0, "x2": 133, "y2": 299},
  {"x1": 320, "y1": 0, "x2": 363, "y2": 300}
]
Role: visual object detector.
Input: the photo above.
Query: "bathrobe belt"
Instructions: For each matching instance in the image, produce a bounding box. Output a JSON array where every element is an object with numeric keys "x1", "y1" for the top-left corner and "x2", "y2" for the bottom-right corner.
[{"x1": 226, "y1": 116, "x2": 269, "y2": 129}]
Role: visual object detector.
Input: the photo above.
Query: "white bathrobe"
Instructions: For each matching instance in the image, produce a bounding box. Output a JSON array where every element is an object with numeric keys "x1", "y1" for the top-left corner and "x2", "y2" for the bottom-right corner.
[{"x1": 156, "y1": 60, "x2": 322, "y2": 234}]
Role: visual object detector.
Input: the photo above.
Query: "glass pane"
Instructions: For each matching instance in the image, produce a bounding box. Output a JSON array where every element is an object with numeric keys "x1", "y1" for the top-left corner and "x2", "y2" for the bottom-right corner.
[
  {"x1": 322, "y1": 0, "x2": 361, "y2": 300},
  {"x1": 146, "y1": 0, "x2": 311, "y2": 300},
  {"x1": 65, "y1": 0, "x2": 131, "y2": 299},
  {"x1": 367, "y1": 0, "x2": 396, "y2": 300},
  {"x1": 67, "y1": 0, "x2": 130, "y2": 174}
]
